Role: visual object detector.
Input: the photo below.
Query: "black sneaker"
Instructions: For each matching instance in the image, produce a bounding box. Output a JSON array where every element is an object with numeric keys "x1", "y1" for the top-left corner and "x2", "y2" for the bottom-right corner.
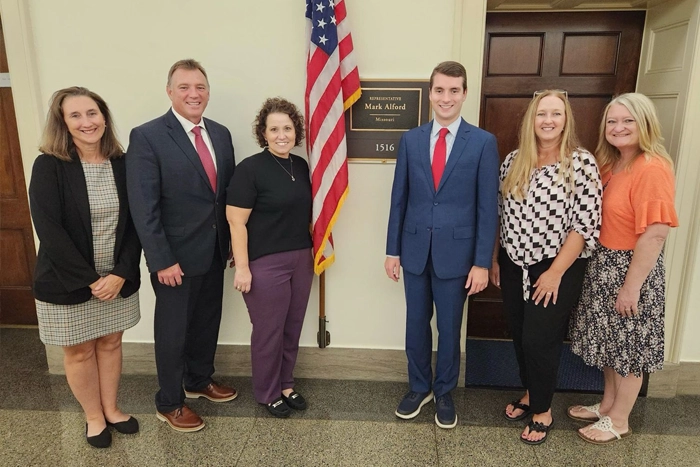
[
  {"x1": 266, "y1": 397, "x2": 291, "y2": 418},
  {"x1": 282, "y1": 391, "x2": 307, "y2": 410},
  {"x1": 435, "y1": 393, "x2": 457, "y2": 429},
  {"x1": 395, "y1": 390, "x2": 433, "y2": 419}
]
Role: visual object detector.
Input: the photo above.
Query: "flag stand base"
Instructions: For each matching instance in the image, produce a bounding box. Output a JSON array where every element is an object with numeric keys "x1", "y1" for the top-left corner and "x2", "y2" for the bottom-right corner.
[{"x1": 317, "y1": 317, "x2": 330, "y2": 348}]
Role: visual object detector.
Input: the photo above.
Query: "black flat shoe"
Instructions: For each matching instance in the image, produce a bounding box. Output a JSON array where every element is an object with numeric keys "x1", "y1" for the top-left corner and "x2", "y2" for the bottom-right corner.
[
  {"x1": 265, "y1": 397, "x2": 291, "y2": 418},
  {"x1": 282, "y1": 391, "x2": 307, "y2": 410},
  {"x1": 107, "y1": 416, "x2": 139, "y2": 434},
  {"x1": 86, "y1": 424, "x2": 112, "y2": 448}
]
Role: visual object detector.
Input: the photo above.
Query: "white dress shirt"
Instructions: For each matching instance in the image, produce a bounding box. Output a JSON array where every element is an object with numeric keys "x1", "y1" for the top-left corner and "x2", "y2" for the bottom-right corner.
[
  {"x1": 429, "y1": 117, "x2": 462, "y2": 164},
  {"x1": 171, "y1": 107, "x2": 217, "y2": 170}
]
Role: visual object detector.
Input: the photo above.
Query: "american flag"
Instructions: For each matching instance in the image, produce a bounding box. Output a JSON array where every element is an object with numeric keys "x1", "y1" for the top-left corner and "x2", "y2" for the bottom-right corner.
[{"x1": 305, "y1": 0, "x2": 361, "y2": 275}]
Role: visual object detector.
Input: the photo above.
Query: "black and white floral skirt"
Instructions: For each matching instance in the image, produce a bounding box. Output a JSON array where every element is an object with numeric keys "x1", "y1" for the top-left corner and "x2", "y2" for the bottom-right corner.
[{"x1": 569, "y1": 243, "x2": 666, "y2": 377}]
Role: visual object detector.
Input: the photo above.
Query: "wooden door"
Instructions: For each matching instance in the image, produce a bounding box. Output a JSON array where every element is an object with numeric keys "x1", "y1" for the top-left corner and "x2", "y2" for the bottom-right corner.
[
  {"x1": 0, "y1": 17, "x2": 37, "y2": 325},
  {"x1": 467, "y1": 11, "x2": 645, "y2": 338}
]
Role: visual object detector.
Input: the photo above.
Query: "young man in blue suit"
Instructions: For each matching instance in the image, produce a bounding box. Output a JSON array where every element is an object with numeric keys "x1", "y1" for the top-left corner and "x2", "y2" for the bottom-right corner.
[
  {"x1": 385, "y1": 61, "x2": 499, "y2": 429},
  {"x1": 126, "y1": 59, "x2": 237, "y2": 432}
]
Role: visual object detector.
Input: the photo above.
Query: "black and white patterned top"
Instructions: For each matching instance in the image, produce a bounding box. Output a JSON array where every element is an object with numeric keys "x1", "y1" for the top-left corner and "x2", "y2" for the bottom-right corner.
[{"x1": 498, "y1": 149, "x2": 602, "y2": 299}]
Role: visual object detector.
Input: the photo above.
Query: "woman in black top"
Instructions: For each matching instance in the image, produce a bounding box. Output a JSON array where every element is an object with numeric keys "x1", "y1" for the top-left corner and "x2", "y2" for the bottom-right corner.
[{"x1": 226, "y1": 97, "x2": 313, "y2": 418}]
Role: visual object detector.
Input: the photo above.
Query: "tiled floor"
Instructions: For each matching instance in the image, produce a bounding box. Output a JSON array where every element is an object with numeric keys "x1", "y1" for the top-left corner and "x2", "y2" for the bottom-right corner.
[{"x1": 1, "y1": 327, "x2": 699, "y2": 466}]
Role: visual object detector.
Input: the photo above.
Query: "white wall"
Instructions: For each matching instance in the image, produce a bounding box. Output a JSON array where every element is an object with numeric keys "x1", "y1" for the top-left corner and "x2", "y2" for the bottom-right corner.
[{"x1": 19, "y1": 0, "x2": 482, "y2": 349}]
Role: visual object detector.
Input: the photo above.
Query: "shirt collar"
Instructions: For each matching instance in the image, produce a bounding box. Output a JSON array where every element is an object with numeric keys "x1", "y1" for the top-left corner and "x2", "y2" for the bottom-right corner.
[
  {"x1": 171, "y1": 107, "x2": 205, "y2": 134},
  {"x1": 431, "y1": 117, "x2": 462, "y2": 138}
]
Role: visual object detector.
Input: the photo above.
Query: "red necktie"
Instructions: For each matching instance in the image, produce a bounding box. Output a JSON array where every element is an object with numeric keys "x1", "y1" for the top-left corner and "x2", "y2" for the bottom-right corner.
[
  {"x1": 192, "y1": 126, "x2": 217, "y2": 192},
  {"x1": 432, "y1": 127, "x2": 449, "y2": 189}
]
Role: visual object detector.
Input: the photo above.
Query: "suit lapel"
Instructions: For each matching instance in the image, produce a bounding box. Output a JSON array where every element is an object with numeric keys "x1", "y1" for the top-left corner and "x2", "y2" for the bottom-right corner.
[
  {"x1": 165, "y1": 110, "x2": 213, "y2": 191},
  {"x1": 419, "y1": 124, "x2": 434, "y2": 192},
  {"x1": 64, "y1": 155, "x2": 93, "y2": 250},
  {"x1": 437, "y1": 119, "x2": 471, "y2": 193}
]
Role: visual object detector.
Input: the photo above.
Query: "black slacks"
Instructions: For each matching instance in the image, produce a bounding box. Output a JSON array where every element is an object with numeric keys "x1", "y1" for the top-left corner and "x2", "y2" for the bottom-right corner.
[
  {"x1": 499, "y1": 247, "x2": 587, "y2": 413},
  {"x1": 151, "y1": 250, "x2": 224, "y2": 413}
]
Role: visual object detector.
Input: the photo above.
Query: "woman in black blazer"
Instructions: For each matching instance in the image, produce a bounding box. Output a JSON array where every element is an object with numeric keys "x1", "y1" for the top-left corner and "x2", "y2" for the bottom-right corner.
[{"x1": 29, "y1": 87, "x2": 141, "y2": 448}]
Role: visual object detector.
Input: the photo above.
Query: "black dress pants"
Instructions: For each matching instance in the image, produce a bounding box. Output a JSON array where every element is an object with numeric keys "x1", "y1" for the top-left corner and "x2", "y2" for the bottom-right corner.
[
  {"x1": 152, "y1": 250, "x2": 224, "y2": 413},
  {"x1": 499, "y1": 248, "x2": 587, "y2": 413}
]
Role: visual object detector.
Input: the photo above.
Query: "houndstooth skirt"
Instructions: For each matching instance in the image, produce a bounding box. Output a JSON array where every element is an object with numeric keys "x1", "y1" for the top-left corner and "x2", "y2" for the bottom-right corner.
[
  {"x1": 36, "y1": 160, "x2": 139, "y2": 346},
  {"x1": 569, "y1": 243, "x2": 666, "y2": 377}
]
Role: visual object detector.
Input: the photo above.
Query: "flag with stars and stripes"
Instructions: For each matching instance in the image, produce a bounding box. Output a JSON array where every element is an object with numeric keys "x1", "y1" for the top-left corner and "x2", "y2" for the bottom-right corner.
[{"x1": 305, "y1": 0, "x2": 361, "y2": 275}]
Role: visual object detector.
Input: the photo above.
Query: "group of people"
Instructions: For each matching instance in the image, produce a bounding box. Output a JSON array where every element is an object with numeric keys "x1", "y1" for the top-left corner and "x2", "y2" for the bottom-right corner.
[
  {"x1": 384, "y1": 62, "x2": 678, "y2": 445},
  {"x1": 29, "y1": 59, "x2": 313, "y2": 448},
  {"x1": 28, "y1": 58, "x2": 677, "y2": 449}
]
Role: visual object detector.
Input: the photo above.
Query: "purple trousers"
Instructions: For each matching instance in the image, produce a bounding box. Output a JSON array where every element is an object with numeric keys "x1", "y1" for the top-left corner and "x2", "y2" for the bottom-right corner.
[{"x1": 243, "y1": 248, "x2": 314, "y2": 404}]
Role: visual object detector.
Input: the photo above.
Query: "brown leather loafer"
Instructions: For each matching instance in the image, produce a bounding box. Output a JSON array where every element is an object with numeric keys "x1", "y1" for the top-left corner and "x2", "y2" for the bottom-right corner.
[
  {"x1": 185, "y1": 381, "x2": 238, "y2": 402},
  {"x1": 156, "y1": 405, "x2": 205, "y2": 432}
]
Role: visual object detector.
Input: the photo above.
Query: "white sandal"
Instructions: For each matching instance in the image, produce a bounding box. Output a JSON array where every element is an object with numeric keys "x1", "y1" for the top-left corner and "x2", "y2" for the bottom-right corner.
[
  {"x1": 567, "y1": 402, "x2": 601, "y2": 422},
  {"x1": 578, "y1": 415, "x2": 632, "y2": 445}
]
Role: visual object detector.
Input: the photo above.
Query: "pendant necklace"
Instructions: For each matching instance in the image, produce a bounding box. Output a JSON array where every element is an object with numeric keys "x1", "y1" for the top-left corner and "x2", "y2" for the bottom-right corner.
[{"x1": 270, "y1": 152, "x2": 295, "y2": 181}]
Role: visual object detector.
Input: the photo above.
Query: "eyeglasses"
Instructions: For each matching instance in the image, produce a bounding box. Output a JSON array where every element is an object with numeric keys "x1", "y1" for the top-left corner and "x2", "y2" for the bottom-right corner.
[{"x1": 533, "y1": 89, "x2": 568, "y2": 99}]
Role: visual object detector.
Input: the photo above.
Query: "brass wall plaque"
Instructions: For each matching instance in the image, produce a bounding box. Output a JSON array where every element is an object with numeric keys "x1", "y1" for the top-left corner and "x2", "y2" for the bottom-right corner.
[{"x1": 346, "y1": 80, "x2": 431, "y2": 160}]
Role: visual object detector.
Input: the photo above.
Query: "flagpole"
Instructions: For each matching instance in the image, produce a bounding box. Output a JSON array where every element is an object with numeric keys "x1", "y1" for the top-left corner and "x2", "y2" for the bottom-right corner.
[{"x1": 318, "y1": 271, "x2": 329, "y2": 348}]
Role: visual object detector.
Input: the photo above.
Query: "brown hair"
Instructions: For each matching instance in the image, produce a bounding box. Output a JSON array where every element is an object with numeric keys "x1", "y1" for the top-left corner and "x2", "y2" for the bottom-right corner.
[
  {"x1": 167, "y1": 59, "x2": 209, "y2": 87},
  {"x1": 39, "y1": 87, "x2": 123, "y2": 162},
  {"x1": 252, "y1": 97, "x2": 305, "y2": 148},
  {"x1": 430, "y1": 61, "x2": 467, "y2": 91}
]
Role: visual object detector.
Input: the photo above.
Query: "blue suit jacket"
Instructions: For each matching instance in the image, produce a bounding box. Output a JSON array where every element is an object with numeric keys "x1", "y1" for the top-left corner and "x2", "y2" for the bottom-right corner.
[
  {"x1": 386, "y1": 119, "x2": 499, "y2": 279},
  {"x1": 126, "y1": 110, "x2": 235, "y2": 276}
]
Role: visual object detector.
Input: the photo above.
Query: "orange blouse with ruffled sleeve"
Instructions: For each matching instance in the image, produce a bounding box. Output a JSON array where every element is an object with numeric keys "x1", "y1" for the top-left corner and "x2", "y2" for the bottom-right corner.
[{"x1": 599, "y1": 155, "x2": 678, "y2": 250}]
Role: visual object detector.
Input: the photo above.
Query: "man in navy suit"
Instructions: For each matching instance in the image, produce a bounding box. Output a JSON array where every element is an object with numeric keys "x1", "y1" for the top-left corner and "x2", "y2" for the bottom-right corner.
[
  {"x1": 385, "y1": 61, "x2": 499, "y2": 429},
  {"x1": 126, "y1": 59, "x2": 236, "y2": 432}
]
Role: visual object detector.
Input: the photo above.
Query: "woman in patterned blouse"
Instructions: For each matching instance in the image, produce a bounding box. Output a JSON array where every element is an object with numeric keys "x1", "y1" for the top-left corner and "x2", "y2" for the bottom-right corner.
[
  {"x1": 490, "y1": 90, "x2": 602, "y2": 445},
  {"x1": 569, "y1": 93, "x2": 678, "y2": 444}
]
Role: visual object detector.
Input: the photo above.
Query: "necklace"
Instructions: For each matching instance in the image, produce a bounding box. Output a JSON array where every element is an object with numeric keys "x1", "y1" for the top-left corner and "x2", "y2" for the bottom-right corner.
[{"x1": 270, "y1": 152, "x2": 295, "y2": 181}]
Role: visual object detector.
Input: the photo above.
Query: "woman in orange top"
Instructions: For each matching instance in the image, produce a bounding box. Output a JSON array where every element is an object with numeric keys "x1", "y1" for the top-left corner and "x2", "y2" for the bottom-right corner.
[{"x1": 568, "y1": 93, "x2": 678, "y2": 444}]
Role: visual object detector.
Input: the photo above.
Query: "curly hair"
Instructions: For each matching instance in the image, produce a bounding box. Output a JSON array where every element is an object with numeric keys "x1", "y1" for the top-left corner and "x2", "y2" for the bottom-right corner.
[
  {"x1": 252, "y1": 97, "x2": 305, "y2": 148},
  {"x1": 39, "y1": 86, "x2": 123, "y2": 162}
]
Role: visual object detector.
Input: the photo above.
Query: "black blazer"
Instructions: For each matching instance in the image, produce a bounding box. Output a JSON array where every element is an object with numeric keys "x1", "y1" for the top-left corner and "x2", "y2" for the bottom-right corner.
[
  {"x1": 29, "y1": 153, "x2": 142, "y2": 305},
  {"x1": 125, "y1": 110, "x2": 235, "y2": 276}
]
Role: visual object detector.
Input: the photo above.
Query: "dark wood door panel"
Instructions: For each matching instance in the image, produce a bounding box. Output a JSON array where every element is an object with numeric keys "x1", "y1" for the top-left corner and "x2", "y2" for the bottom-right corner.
[
  {"x1": 486, "y1": 35, "x2": 544, "y2": 76},
  {"x1": 569, "y1": 96, "x2": 612, "y2": 153},
  {"x1": 468, "y1": 11, "x2": 645, "y2": 339},
  {"x1": 0, "y1": 19, "x2": 37, "y2": 325},
  {"x1": 562, "y1": 33, "x2": 620, "y2": 75},
  {"x1": 482, "y1": 97, "x2": 531, "y2": 159}
]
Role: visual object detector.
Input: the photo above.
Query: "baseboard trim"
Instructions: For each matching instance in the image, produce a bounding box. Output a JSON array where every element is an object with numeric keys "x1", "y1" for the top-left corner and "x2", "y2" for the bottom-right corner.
[
  {"x1": 647, "y1": 361, "x2": 700, "y2": 397},
  {"x1": 45, "y1": 343, "x2": 466, "y2": 385},
  {"x1": 45, "y1": 343, "x2": 699, "y2": 397}
]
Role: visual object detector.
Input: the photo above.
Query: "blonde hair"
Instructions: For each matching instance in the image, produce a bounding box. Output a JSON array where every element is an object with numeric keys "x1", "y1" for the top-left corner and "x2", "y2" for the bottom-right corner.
[
  {"x1": 596, "y1": 93, "x2": 673, "y2": 175},
  {"x1": 501, "y1": 90, "x2": 580, "y2": 200}
]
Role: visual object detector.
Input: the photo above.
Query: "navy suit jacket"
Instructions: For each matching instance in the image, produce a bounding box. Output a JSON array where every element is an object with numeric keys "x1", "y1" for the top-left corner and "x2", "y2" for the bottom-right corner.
[
  {"x1": 29, "y1": 154, "x2": 141, "y2": 304},
  {"x1": 386, "y1": 118, "x2": 499, "y2": 279},
  {"x1": 126, "y1": 110, "x2": 235, "y2": 276}
]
